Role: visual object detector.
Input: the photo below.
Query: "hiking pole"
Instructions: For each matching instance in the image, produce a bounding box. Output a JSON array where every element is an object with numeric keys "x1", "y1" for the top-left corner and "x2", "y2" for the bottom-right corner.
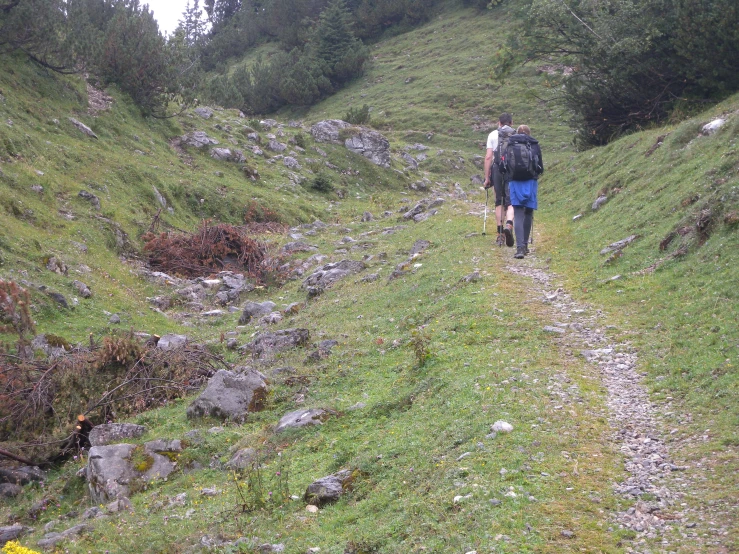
[
  {"x1": 482, "y1": 188, "x2": 488, "y2": 235},
  {"x1": 530, "y1": 211, "x2": 534, "y2": 245}
]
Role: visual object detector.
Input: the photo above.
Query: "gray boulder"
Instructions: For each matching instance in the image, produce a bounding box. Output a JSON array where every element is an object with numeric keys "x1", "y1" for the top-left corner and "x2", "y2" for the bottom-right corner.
[
  {"x1": 267, "y1": 139, "x2": 287, "y2": 152},
  {"x1": 86, "y1": 440, "x2": 183, "y2": 503},
  {"x1": 89, "y1": 423, "x2": 147, "y2": 447},
  {"x1": 302, "y1": 260, "x2": 367, "y2": 291},
  {"x1": 194, "y1": 107, "x2": 213, "y2": 119},
  {"x1": 186, "y1": 369, "x2": 268, "y2": 421},
  {"x1": 181, "y1": 131, "x2": 219, "y2": 148},
  {"x1": 0, "y1": 465, "x2": 45, "y2": 485},
  {"x1": 403, "y1": 202, "x2": 427, "y2": 220},
  {"x1": 281, "y1": 241, "x2": 317, "y2": 255},
  {"x1": 31, "y1": 334, "x2": 68, "y2": 358},
  {"x1": 409, "y1": 239, "x2": 431, "y2": 256},
  {"x1": 224, "y1": 448, "x2": 257, "y2": 470},
  {"x1": 701, "y1": 118, "x2": 725, "y2": 135},
  {"x1": 401, "y1": 152, "x2": 418, "y2": 170},
  {"x1": 275, "y1": 408, "x2": 327, "y2": 433},
  {"x1": 283, "y1": 156, "x2": 301, "y2": 169},
  {"x1": 72, "y1": 280, "x2": 91, "y2": 298},
  {"x1": 0, "y1": 483, "x2": 22, "y2": 497},
  {"x1": 157, "y1": 334, "x2": 188, "y2": 350},
  {"x1": 345, "y1": 130, "x2": 391, "y2": 168},
  {"x1": 304, "y1": 469, "x2": 353, "y2": 507},
  {"x1": 592, "y1": 194, "x2": 608, "y2": 211},
  {"x1": 211, "y1": 147, "x2": 246, "y2": 163},
  {"x1": 78, "y1": 190, "x2": 101, "y2": 210},
  {"x1": 37, "y1": 523, "x2": 90, "y2": 549},
  {"x1": 239, "y1": 300, "x2": 277, "y2": 324},
  {"x1": 68, "y1": 117, "x2": 97, "y2": 138},
  {"x1": 311, "y1": 119, "x2": 351, "y2": 143},
  {"x1": 244, "y1": 328, "x2": 310, "y2": 359},
  {"x1": 0, "y1": 524, "x2": 31, "y2": 544}
]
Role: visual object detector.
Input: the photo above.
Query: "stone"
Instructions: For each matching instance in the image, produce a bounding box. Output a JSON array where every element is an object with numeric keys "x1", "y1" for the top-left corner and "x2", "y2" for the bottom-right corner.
[
  {"x1": 345, "y1": 129, "x2": 391, "y2": 167},
  {"x1": 46, "y1": 291, "x2": 69, "y2": 308},
  {"x1": 462, "y1": 271, "x2": 481, "y2": 283},
  {"x1": 311, "y1": 119, "x2": 352, "y2": 143},
  {"x1": 211, "y1": 147, "x2": 246, "y2": 163},
  {"x1": 361, "y1": 211, "x2": 374, "y2": 222},
  {"x1": 260, "y1": 311, "x2": 283, "y2": 325},
  {"x1": 46, "y1": 256, "x2": 68, "y2": 275},
  {"x1": 157, "y1": 334, "x2": 188, "y2": 350},
  {"x1": 600, "y1": 234, "x2": 639, "y2": 255},
  {"x1": 302, "y1": 260, "x2": 366, "y2": 292},
  {"x1": 78, "y1": 190, "x2": 101, "y2": 210},
  {"x1": 283, "y1": 156, "x2": 301, "y2": 169},
  {"x1": 304, "y1": 469, "x2": 353, "y2": 507},
  {"x1": 181, "y1": 131, "x2": 219, "y2": 148},
  {"x1": 0, "y1": 483, "x2": 22, "y2": 497},
  {"x1": 194, "y1": 107, "x2": 213, "y2": 119},
  {"x1": 89, "y1": 423, "x2": 147, "y2": 447},
  {"x1": 592, "y1": 195, "x2": 608, "y2": 211},
  {"x1": 225, "y1": 448, "x2": 257, "y2": 470},
  {"x1": 401, "y1": 152, "x2": 418, "y2": 170},
  {"x1": 543, "y1": 326, "x2": 565, "y2": 334},
  {"x1": 106, "y1": 496, "x2": 132, "y2": 513},
  {"x1": 31, "y1": 334, "x2": 68, "y2": 358},
  {"x1": 403, "y1": 202, "x2": 427, "y2": 220},
  {"x1": 68, "y1": 117, "x2": 97, "y2": 138},
  {"x1": 572, "y1": 213, "x2": 583, "y2": 221},
  {"x1": 281, "y1": 241, "x2": 317, "y2": 255},
  {"x1": 73, "y1": 280, "x2": 92, "y2": 298},
  {"x1": 109, "y1": 314, "x2": 121, "y2": 324},
  {"x1": 409, "y1": 239, "x2": 431, "y2": 256},
  {"x1": 275, "y1": 408, "x2": 327, "y2": 433},
  {"x1": 244, "y1": 328, "x2": 311, "y2": 359},
  {"x1": 561, "y1": 530, "x2": 575, "y2": 538},
  {"x1": 455, "y1": 183, "x2": 468, "y2": 199},
  {"x1": 81, "y1": 506, "x2": 105, "y2": 520},
  {"x1": 239, "y1": 300, "x2": 277, "y2": 324},
  {"x1": 186, "y1": 369, "x2": 268, "y2": 421},
  {"x1": 37, "y1": 523, "x2": 89, "y2": 549},
  {"x1": 259, "y1": 544, "x2": 285, "y2": 553},
  {"x1": 491, "y1": 421, "x2": 513, "y2": 433},
  {"x1": 0, "y1": 466, "x2": 45, "y2": 486},
  {"x1": 267, "y1": 139, "x2": 287, "y2": 152},
  {"x1": 701, "y1": 118, "x2": 725, "y2": 135}
]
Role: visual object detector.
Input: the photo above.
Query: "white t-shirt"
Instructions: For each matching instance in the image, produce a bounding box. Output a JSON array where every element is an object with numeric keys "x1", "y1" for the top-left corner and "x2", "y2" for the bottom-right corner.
[{"x1": 486, "y1": 129, "x2": 499, "y2": 151}]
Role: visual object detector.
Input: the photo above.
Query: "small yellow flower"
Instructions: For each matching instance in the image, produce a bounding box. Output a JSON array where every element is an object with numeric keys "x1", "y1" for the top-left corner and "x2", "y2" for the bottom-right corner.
[{"x1": 2, "y1": 541, "x2": 42, "y2": 554}]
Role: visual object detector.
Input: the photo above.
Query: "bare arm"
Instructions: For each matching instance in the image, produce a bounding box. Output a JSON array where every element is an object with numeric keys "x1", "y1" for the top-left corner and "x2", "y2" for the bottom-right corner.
[{"x1": 483, "y1": 148, "x2": 494, "y2": 188}]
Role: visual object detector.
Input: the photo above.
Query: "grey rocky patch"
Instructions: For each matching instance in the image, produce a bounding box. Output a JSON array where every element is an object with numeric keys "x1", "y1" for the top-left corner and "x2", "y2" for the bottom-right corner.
[
  {"x1": 283, "y1": 156, "x2": 301, "y2": 169},
  {"x1": 259, "y1": 544, "x2": 285, "y2": 553},
  {"x1": 288, "y1": 120, "x2": 302, "y2": 128},
  {"x1": 403, "y1": 202, "x2": 427, "y2": 220},
  {"x1": 362, "y1": 273, "x2": 380, "y2": 283},
  {"x1": 106, "y1": 496, "x2": 132, "y2": 513},
  {"x1": 302, "y1": 260, "x2": 366, "y2": 293},
  {"x1": 361, "y1": 211, "x2": 374, "y2": 222},
  {"x1": 239, "y1": 300, "x2": 277, "y2": 324},
  {"x1": 306, "y1": 339, "x2": 338, "y2": 362},
  {"x1": 401, "y1": 152, "x2": 418, "y2": 170},
  {"x1": 180, "y1": 131, "x2": 219, "y2": 148},
  {"x1": 260, "y1": 119, "x2": 278, "y2": 129},
  {"x1": 46, "y1": 291, "x2": 69, "y2": 308},
  {"x1": 31, "y1": 184, "x2": 44, "y2": 194},
  {"x1": 152, "y1": 186, "x2": 167, "y2": 209},
  {"x1": 410, "y1": 178, "x2": 430, "y2": 191},
  {"x1": 701, "y1": 118, "x2": 725, "y2": 135},
  {"x1": 0, "y1": 466, "x2": 45, "y2": 486},
  {"x1": 600, "y1": 235, "x2": 639, "y2": 255},
  {"x1": 260, "y1": 311, "x2": 283, "y2": 325},
  {"x1": 267, "y1": 139, "x2": 287, "y2": 152},
  {"x1": 109, "y1": 313, "x2": 121, "y2": 324},
  {"x1": 68, "y1": 117, "x2": 97, "y2": 138},
  {"x1": 405, "y1": 143, "x2": 429, "y2": 151},
  {"x1": 175, "y1": 283, "x2": 206, "y2": 302},
  {"x1": 225, "y1": 448, "x2": 257, "y2": 470},
  {"x1": 148, "y1": 295, "x2": 171, "y2": 310},
  {"x1": 409, "y1": 239, "x2": 431, "y2": 257},
  {"x1": 0, "y1": 525, "x2": 30, "y2": 545},
  {"x1": 345, "y1": 129, "x2": 391, "y2": 167},
  {"x1": 461, "y1": 271, "x2": 481, "y2": 283},
  {"x1": 251, "y1": 146, "x2": 264, "y2": 156},
  {"x1": 276, "y1": 408, "x2": 327, "y2": 433},
  {"x1": 211, "y1": 147, "x2": 246, "y2": 163},
  {"x1": 81, "y1": 506, "x2": 106, "y2": 520},
  {"x1": 0, "y1": 483, "x2": 23, "y2": 497},
  {"x1": 304, "y1": 469, "x2": 353, "y2": 507},
  {"x1": 31, "y1": 334, "x2": 68, "y2": 358},
  {"x1": 542, "y1": 326, "x2": 566, "y2": 334},
  {"x1": 89, "y1": 423, "x2": 147, "y2": 447},
  {"x1": 244, "y1": 328, "x2": 310, "y2": 359},
  {"x1": 592, "y1": 195, "x2": 608, "y2": 211},
  {"x1": 455, "y1": 183, "x2": 468, "y2": 199},
  {"x1": 157, "y1": 334, "x2": 188, "y2": 350},
  {"x1": 194, "y1": 107, "x2": 213, "y2": 119},
  {"x1": 470, "y1": 174, "x2": 484, "y2": 186},
  {"x1": 311, "y1": 119, "x2": 352, "y2": 143},
  {"x1": 282, "y1": 241, "x2": 317, "y2": 255},
  {"x1": 572, "y1": 214, "x2": 583, "y2": 221},
  {"x1": 46, "y1": 256, "x2": 68, "y2": 275},
  {"x1": 37, "y1": 523, "x2": 90, "y2": 549},
  {"x1": 472, "y1": 155, "x2": 484, "y2": 168},
  {"x1": 247, "y1": 132, "x2": 261, "y2": 143},
  {"x1": 414, "y1": 209, "x2": 437, "y2": 223},
  {"x1": 428, "y1": 198, "x2": 445, "y2": 209},
  {"x1": 186, "y1": 369, "x2": 268, "y2": 421}
]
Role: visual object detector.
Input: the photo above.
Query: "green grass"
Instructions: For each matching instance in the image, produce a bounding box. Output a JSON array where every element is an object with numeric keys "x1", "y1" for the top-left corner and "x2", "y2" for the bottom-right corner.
[{"x1": 0, "y1": 3, "x2": 737, "y2": 553}]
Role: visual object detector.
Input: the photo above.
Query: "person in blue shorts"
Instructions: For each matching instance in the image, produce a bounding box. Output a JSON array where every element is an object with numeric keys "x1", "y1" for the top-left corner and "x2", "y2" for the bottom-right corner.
[{"x1": 507, "y1": 125, "x2": 543, "y2": 259}]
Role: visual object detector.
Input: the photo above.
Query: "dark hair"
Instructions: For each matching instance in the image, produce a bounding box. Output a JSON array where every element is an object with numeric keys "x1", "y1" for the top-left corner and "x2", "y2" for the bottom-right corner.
[{"x1": 499, "y1": 113, "x2": 512, "y2": 125}]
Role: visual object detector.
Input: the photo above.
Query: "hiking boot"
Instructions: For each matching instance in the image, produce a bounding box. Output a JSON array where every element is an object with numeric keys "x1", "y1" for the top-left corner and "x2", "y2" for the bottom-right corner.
[
  {"x1": 514, "y1": 247, "x2": 526, "y2": 259},
  {"x1": 503, "y1": 224, "x2": 514, "y2": 247},
  {"x1": 496, "y1": 233, "x2": 505, "y2": 247},
  {"x1": 524, "y1": 246, "x2": 530, "y2": 255}
]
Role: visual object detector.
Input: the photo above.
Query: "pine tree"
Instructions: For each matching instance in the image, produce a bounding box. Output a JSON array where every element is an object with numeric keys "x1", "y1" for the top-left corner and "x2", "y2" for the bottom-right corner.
[{"x1": 312, "y1": 0, "x2": 366, "y2": 86}]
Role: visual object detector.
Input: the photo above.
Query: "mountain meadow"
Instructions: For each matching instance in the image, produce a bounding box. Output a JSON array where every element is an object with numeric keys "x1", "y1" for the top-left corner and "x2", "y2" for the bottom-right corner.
[{"x1": 0, "y1": 1, "x2": 737, "y2": 553}]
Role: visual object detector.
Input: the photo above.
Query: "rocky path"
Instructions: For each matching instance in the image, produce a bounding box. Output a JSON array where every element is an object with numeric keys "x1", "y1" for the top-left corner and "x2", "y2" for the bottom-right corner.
[{"x1": 504, "y1": 258, "x2": 724, "y2": 553}]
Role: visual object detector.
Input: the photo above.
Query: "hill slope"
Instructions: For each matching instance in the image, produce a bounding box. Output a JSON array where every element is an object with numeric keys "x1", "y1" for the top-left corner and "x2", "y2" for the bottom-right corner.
[{"x1": 0, "y1": 4, "x2": 736, "y2": 553}]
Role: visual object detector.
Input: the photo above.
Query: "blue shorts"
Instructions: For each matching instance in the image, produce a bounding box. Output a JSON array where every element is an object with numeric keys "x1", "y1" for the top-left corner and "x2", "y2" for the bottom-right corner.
[{"x1": 509, "y1": 179, "x2": 538, "y2": 210}]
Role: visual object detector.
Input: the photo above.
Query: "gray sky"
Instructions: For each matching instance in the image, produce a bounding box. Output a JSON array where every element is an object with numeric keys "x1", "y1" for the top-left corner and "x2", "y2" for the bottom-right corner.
[{"x1": 145, "y1": 0, "x2": 190, "y2": 36}]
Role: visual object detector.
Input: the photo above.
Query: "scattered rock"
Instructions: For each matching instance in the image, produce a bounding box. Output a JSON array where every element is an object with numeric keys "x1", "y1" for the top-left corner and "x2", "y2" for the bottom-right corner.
[
  {"x1": 68, "y1": 117, "x2": 97, "y2": 138},
  {"x1": 157, "y1": 334, "x2": 188, "y2": 350},
  {"x1": 211, "y1": 147, "x2": 246, "y2": 162},
  {"x1": 592, "y1": 195, "x2": 608, "y2": 211},
  {"x1": 46, "y1": 291, "x2": 69, "y2": 308},
  {"x1": 181, "y1": 131, "x2": 219, "y2": 148},
  {"x1": 491, "y1": 421, "x2": 513, "y2": 433},
  {"x1": 225, "y1": 448, "x2": 257, "y2": 470},
  {"x1": 106, "y1": 496, "x2": 132, "y2": 513},
  {"x1": 46, "y1": 256, "x2": 68, "y2": 275},
  {"x1": 600, "y1": 235, "x2": 639, "y2": 255},
  {"x1": 109, "y1": 314, "x2": 121, "y2": 324},
  {"x1": 302, "y1": 260, "x2": 366, "y2": 293},
  {"x1": 281, "y1": 241, "x2": 318, "y2": 255},
  {"x1": 0, "y1": 483, "x2": 23, "y2": 497},
  {"x1": 78, "y1": 190, "x2": 101, "y2": 210},
  {"x1": 194, "y1": 107, "x2": 213, "y2": 119},
  {"x1": 186, "y1": 369, "x2": 268, "y2": 421},
  {"x1": 267, "y1": 139, "x2": 287, "y2": 153},
  {"x1": 283, "y1": 156, "x2": 301, "y2": 169},
  {"x1": 239, "y1": 301, "x2": 277, "y2": 324},
  {"x1": 37, "y1": 523, "x2": 89, "y2": 549},
  {"x1": 543, "y1": 326, "x2": 566, "y2": 334},
  {"x1": 30, "y1": 334, "x2": 68, "y2": 358},
  {"x1": 72, "y1": 280, "x2": 92, "y2": 298},
  {"x1": 572, "y1": 214, "x2": 583, "y2": 221},
  {"x1": 244, "y1": 328, "x2": 311, "y2": 359},
  {"x1": 461, "y1": 271, "x2": 481, "y2": 283},
  {"x1": 561, "y1": 530, "x2": 575, "y2": 539},
  {"x1": 89, "y1": 423, "x2": 147, "y2": 447},
  {"x1": 311, "y1": 119, "x2": 352, "y2": 143},
  {"x1": 361, "y1": 211, "x2": 374, "y2": 222},
  {"x1": 409, "y1": 239, "x2": 431, "y2": 256},
  {"x1": 276, "y1": 408, "x2": 327, "y2": 433},
  {"x1": 701, "y1": 118, "x2": 725, "y2": 136},
  {"x1": 304, "y1": 469, "x2": 353, "y2": 507},
  {"x1": 345, "y1": 129, "x2": 391, "y2": 168}
]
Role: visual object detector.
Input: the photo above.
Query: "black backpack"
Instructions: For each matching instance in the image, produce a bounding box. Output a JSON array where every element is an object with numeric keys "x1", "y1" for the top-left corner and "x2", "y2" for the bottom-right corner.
[
  {"x1": 503, "y1": 134, "x2": 542, "y2": 180},
  {"x1": 493, "y1": 125, "x2": 514, "y2": 168}
]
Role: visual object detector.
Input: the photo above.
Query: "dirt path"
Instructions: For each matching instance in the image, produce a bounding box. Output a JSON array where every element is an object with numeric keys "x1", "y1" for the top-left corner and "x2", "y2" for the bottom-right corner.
[{"x1": 500, "y1": 250, "x2": 726, "y2": 553}]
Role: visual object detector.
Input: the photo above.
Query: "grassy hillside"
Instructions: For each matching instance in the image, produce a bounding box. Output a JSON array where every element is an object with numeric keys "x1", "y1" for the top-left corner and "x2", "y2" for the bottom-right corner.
[{"x1": 0, "y1": 3, "x2": 736, "y2": 553}]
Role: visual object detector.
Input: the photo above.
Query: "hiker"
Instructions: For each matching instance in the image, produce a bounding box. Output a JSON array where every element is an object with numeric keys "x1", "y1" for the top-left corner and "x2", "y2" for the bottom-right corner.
[
  {"x1": 505, "y1": 124, "x2": 544, "y2": 259},
  {"x1": 483, "y1": 113, "x2": 515, "y2": 247}
]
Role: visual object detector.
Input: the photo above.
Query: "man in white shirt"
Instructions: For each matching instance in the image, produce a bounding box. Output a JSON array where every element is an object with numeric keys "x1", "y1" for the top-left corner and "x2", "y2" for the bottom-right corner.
[{"x1": 483, "y1": 113, "x2": 515, "y2": 247}]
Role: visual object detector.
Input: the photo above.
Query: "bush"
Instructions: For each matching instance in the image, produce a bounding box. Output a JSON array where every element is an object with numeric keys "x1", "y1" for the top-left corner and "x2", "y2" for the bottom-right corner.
[
  {"x1": 311, "y1": 173, "x2": 335, "y2": 193},
  {"x1": 344, "y1": 104, "x2": 371, "y2": 125}
]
